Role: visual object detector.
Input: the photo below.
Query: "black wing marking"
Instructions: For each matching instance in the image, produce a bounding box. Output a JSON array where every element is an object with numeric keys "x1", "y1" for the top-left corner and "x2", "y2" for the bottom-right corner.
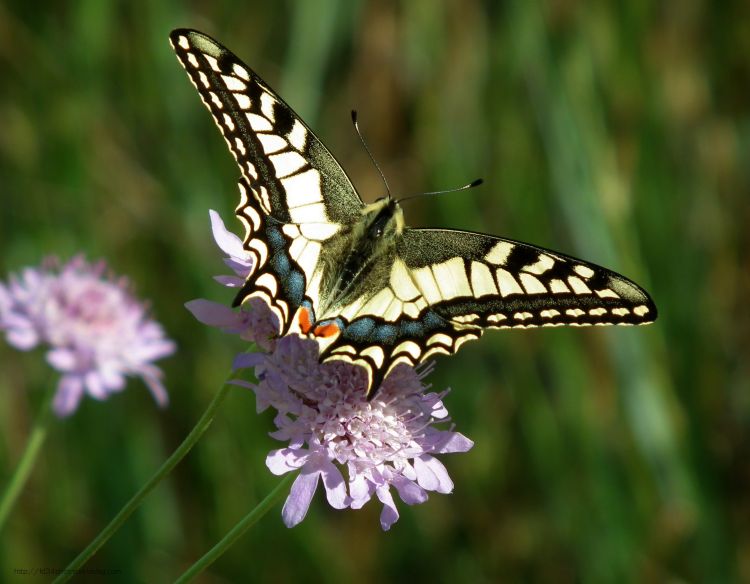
[
  {"x1": 319, "y1": 227, "x2": 656, "y2": 396},
  {"x1": 170, "y1": 29, "x2": 364, "y2": 327}
]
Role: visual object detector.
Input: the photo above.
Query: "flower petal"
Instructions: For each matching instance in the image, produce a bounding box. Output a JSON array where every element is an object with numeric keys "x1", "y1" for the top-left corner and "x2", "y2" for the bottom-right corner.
[
  {"x1": 53, "y1": 375, "x2": 85, "y2": 418},
  {"x1": 432, "y1": 432, "x2": 475, "y2": 454},
  {"x1": 84, "y1": 370, "x2": 108, "y2": 400},
  {"x1": 348, "y1": 472, "x2": 373, "y2": 509},
  {"x1": 233, "y1": 352, "x2": 265, "y2": 370},
  {"x1": 143, "y1": 374, "x2": 170, "y2": 408},
  {"x1": 414, "y1": 455, "x2": 453, "y2": 494},
  {"x1": 46, "y1": 348, "x2": 77, "y2": 371},
  {"x1": 209, "y1": 209, "x2": 247, "y2": 259},
  {"x1": 320, "y1": 459, "x2": 349, "y2": 509},
  {"x1": 376, "y1": 485, "x2": 400, "y2": 531},
  {"x1": 266, "y1": 448, "x2": 308, "y2": 475},
  {"x1": 282, "y1": 470, "x2": 320, "y2": 528},
  {"x1": 392, "y1": 474, "x2": 428, "y2": 504},
  {"x1": 214, "y1": 275, "x2": 244, "y2": 288},
  {"x1": 184, "y1": 299, "x2": 239, "y2": 327},
  {"x1": 6, "y1": 327, "x2": 39, "y2": 350}
]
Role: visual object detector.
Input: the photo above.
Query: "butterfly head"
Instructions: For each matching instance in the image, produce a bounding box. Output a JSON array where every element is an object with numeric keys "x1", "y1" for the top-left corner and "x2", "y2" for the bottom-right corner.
[{"x1": 361, "y1": 197, "x2": 404, "y2": 243}]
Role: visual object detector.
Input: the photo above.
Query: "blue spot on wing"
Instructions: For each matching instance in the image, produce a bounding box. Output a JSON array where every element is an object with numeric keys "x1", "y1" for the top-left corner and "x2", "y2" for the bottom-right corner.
[
  {"x1": 422, "y1": 311, "x2": 444, "y2": 331},
  {"x1": 271, "y1": 252, "x2": 290, "y2": 276},
  {"x1": 374, "y1": 324, "x2": 398, "y2": 345},
  {"x1": 343, "y1": 310, "x2": 447, "y2": 347},
  {"x1": 260, "y1": 225, "x2": 306, "y2": 305},
  {"x1": 343, "y1": 317, "x2": 376, "y2": 342},
  {"x1": 343, "y1": 319, "x2": 397, "y2": 345},
  {"x1": 287, "y1": 271, "x2": 305, "y2": 304},
  {"x1": 266, "y1": 225, "x2": 285, "y2": 250},
  {"x1": 399, "y1": 320, "x2": 423, "y2": 337}
]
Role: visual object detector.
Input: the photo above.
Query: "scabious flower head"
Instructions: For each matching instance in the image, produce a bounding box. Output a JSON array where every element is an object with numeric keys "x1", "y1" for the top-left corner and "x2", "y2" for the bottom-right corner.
[
  {"x1": 242, "y1": 336, "x2": 473, "y2": 530},
  {"x1": 188, "y1": 211, "x2": 473, "y2": 530},
  {"x1": 0, "y1": 256, "x2": 176, "y2": 417}
]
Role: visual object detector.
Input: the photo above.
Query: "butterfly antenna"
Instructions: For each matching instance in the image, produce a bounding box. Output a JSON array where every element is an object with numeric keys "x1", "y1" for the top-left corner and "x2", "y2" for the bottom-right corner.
[
  {"x1": 396, "y1": 178, "x2": 483, "y2": 204},
  {"x1": 351, "y1": 110, "x2": 393, "y2": 200}
]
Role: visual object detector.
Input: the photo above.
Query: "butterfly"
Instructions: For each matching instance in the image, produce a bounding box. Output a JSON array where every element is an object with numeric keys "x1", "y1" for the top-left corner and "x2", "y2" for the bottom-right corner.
[{"x1": 170, "y1": 29, "x2": 657, "y2": 397}]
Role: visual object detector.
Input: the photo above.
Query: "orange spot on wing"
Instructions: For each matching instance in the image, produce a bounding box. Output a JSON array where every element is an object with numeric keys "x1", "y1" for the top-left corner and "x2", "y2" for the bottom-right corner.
[
  {"x1": 313, "y1": 322, "x2": 340, "y2": 338},
  {"x1": 298, "y1": 307, "x2": 313, "y2": 334}
]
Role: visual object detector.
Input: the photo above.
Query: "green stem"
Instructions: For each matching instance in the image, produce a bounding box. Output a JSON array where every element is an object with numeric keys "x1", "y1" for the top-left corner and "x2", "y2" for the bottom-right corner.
[
  {"x1": 0, "y1": 383, "x2": 57, "y2": 531},
  {"x1": 53, "y1": 378, "x2": 237, "y2": 584},
  {"x1": 175, "y1": 473, "x2": 295, "y2": 583}
]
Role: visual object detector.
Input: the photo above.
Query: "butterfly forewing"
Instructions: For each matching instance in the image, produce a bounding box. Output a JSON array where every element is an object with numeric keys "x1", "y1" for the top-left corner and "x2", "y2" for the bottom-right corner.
[
  {"x1": 169, "y1": 29, "x2": 363, "y2": 223},
  {"x1": 170, "y1": 28, "x2": 365, "y2": 328},
  {"x1": 398, "y1": 229, "x2": 656, "y2": 328}
]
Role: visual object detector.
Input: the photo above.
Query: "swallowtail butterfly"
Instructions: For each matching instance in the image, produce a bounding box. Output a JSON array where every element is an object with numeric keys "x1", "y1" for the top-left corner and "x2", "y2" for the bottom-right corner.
[{"x1": 170, "y1": 29, "x2": 657, "y2": 397}]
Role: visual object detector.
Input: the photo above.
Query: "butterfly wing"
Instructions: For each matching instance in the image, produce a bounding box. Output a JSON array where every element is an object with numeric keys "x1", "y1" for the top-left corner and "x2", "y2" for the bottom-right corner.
[
  {"x1": 171, "y1": 28, "x2": 657, "y2": 399},
  {"x1": 170, "y1": 29, "x2": 363, "y2": 329},
  {"x1": 321, "y1": 227, "x2": 657, "y2": 395}
]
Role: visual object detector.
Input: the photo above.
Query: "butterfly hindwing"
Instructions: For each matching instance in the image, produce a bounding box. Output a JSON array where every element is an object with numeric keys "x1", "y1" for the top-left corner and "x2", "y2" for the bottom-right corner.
[{"x1": 319, "y1": 227, "x2": 656, "y2": 392}]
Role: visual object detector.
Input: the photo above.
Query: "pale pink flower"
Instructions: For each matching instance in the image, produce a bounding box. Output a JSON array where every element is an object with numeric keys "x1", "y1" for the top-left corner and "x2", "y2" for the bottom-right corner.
[
  {"x1": 189, "y1": 211, "x2": 473, "y2": 529},
  {"x1": 241, "y1": 335, "x2": 473, "y2": 530},
  {"x1": 0, "y1": 256, "x2": 175, "y2": 417}
]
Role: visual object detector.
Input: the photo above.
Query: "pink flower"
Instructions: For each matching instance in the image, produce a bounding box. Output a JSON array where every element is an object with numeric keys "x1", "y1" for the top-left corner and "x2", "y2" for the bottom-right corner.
[
  {"x1": 189, "y1": 211, "x2": 473, "y2": 530},
  {"x1": 241, "y1": 335, "x2": 473, "y2": 530},
  {"x1": 0, "y1": 256, "x2": 176, "y2": 417}
]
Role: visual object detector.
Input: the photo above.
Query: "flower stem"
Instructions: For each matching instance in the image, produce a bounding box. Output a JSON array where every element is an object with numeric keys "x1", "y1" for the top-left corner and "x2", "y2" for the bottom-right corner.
[
  {"x1": 175, "y1": 473, "x2": 295, "y2": 583},
  {"x1": 52, "y1": 376, "x2": 238, "y2": 584},
  {"x1": 0, "y1": 383, "x2": 57, "y2": 532}
]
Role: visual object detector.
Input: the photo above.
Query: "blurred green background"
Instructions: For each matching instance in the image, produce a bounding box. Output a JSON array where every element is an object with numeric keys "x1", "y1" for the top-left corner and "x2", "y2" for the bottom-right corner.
[{"x1": 1, "y1": 1, "x2": 748, "y2": 582}]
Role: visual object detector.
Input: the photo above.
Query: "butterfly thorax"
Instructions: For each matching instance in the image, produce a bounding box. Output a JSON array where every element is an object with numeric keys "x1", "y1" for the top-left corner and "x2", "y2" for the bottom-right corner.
[{"x1": 316, "y1": 198, "x2": 404, "y2": 317}]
